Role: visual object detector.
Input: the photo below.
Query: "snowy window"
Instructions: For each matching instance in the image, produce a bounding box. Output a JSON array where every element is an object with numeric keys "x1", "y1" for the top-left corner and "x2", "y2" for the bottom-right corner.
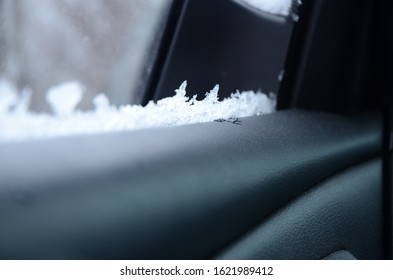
[
  {"x1": 0, "y1": 1, "x2": 278, "y2": 143},
  {"x1": 0, "y1": 0, "x2": 172, "y2": 111}
]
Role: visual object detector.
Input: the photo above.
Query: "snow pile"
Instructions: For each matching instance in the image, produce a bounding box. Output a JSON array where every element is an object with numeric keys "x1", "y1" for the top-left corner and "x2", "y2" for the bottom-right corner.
[
  {"x1": 237, "y1": 0, "x2": 293, "y2": 16},
  {"x1": 0, "y1": 80, "x2": 276, "y2": 143}
]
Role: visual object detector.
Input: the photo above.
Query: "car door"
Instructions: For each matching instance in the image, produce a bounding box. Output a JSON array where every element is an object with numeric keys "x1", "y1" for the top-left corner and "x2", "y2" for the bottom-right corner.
[{"x1": 0, "y1": 0, "x2": 391, "y2": 260}]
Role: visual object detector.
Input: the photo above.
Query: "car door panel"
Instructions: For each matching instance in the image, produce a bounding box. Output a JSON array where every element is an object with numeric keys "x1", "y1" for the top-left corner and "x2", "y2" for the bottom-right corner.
[
  {"x1": 0, "y1": 110, "x2": 382, "y2": 259},
  {"x1": 217, "y1": 159, "x2": 382, "y2": 260}
]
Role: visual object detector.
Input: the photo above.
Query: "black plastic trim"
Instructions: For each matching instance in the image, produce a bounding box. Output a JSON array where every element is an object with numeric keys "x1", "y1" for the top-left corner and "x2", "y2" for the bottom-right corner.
[
  {"x1": 277, "y1": 0, "x2": 322, "y2": 109},
  {"x1": 141, "y1": 0, "x2": 189, "y2": 106}
]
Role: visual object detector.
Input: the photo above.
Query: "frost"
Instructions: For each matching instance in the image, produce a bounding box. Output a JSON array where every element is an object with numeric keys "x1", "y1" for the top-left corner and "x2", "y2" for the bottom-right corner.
[
  {"x1": 0, "y1": 80, "x2": 276, "y2": 143},
  {"x1": 237, "y1": 0, "x2": 293, "y2": 16}
]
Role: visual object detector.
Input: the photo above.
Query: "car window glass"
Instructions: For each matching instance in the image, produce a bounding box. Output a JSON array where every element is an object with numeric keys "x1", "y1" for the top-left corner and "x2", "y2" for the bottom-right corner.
[{"x1": 0, "y1": 0, "x2": 172, "y2": 112}]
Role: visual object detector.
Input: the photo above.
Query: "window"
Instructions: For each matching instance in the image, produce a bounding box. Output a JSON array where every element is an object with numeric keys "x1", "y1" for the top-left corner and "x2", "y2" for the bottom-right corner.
[
  {"x1": 1, "y1": 0, "x2": 282, "y2": 143},
  {"x1": 0, "y1": 0, "x2": 172, "y2": 112}
]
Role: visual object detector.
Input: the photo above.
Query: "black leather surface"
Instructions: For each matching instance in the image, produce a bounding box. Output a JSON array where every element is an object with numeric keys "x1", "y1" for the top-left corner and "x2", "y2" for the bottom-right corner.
[
  {"x1": 216, "y1": 159, "x2": 383, "y2": 260},
  {"x1": 0, "y1": 110, "x2": 382, "y2": 259}
]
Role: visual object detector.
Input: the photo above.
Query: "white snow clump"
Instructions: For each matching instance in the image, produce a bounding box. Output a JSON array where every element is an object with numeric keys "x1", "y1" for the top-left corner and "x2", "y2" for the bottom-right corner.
[
  {"x1": 237, "y1": 0, "x2": 293, "y2": 16},
  {"x1": 46, "y1": 82, "x2": 83, "y2": 116},
  {"x1": 0, "y1": 79, "x2": 276, "y2": 143}
]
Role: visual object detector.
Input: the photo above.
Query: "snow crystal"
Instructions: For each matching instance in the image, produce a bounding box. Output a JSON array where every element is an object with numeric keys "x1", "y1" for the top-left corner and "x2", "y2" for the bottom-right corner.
[
  {"x1": 237, "y1": 0, "x2": 293, "y2": 16},
  {"x1": 0, "y1": 80, "x2": 276, "y2": 143}
]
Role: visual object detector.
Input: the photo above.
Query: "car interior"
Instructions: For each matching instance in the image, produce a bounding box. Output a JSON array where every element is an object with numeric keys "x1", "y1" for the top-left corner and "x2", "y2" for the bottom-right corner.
[{"x1": 0, "y1": 0, "x2": 392, "y2": 260}]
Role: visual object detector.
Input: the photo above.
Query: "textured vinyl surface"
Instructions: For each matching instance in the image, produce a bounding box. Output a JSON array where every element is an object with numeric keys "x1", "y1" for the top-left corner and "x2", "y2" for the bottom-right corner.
[
  {"x1": 216, "y1": 159, "x2": 383, "y2": 260},
  {"x1": 0, "y1": 110, "x2": 382, "y2": 259}
]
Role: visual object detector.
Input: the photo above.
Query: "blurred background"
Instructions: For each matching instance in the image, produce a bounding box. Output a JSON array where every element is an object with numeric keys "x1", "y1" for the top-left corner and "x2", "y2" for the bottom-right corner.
[{"x1": 0, "y1": 0, "x2": 172, "y2": 112}]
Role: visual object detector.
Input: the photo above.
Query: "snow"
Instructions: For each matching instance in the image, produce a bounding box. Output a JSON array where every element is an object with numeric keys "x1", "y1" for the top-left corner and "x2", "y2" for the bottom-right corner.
[
  {"x1": 0, "y1": 80, "x2": 276, "y2": 143},
  {"x1": 46, "y1": 81, "x2": 83, "y2": 116},
  {"x1": 237, "y1": 0, "x2": 293, "y2": 16}
]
